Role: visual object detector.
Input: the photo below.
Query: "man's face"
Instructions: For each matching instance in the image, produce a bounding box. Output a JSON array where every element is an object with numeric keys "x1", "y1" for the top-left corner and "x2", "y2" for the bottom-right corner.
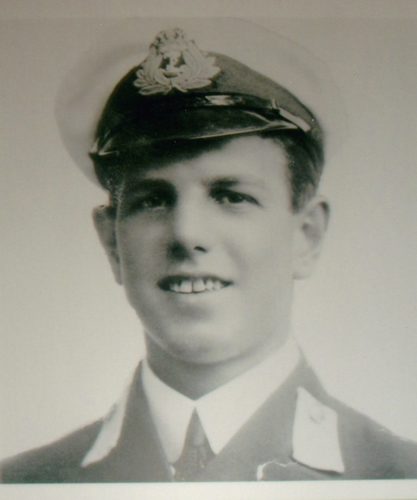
[{"x1": 98, "y1": 136, "x2": 321, "y2": 366}]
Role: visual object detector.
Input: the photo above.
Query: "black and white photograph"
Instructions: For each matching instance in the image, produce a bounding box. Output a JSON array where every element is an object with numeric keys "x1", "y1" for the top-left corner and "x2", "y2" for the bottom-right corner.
[{"x1": 1, "y1": 1, "x2": 417, "y2": 499}]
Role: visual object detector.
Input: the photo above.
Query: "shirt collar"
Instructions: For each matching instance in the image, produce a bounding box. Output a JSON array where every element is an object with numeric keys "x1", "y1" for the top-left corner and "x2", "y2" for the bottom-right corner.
[{"x1": 142, "y1": 336, "x2": 300, "y2": 463}]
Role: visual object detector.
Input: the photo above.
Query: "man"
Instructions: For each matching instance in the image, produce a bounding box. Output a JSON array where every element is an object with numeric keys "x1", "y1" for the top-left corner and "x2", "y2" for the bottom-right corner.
[{"x1": 2, "y1": 23, "x2": 417, "y2": 483}]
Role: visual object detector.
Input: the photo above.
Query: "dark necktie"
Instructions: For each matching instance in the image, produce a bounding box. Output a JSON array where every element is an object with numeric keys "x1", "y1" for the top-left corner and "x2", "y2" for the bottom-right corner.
[{"x1": 173, "y1": 409, "x2": 215, "y2": 481}]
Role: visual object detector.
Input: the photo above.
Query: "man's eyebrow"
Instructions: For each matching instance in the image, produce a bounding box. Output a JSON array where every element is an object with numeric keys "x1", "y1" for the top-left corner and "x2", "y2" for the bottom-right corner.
[
  {"x1": 122, "y1": 175, "x2": 268, "y2": 194},
  {"x1": 123, "y1": 178, "x2": 172, "y2": 194},
  {"x1": 207, "y1": 176, "x2": 267, "y2": 190}
]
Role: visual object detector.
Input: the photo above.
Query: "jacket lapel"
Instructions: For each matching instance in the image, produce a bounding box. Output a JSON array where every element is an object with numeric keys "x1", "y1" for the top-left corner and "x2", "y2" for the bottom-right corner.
[
  {"x1": 198, "y1": 360, "x2": 345, "y2": 481},
  {"x1": 80, "y1": 365, "x2": 172, "y2": 482}
]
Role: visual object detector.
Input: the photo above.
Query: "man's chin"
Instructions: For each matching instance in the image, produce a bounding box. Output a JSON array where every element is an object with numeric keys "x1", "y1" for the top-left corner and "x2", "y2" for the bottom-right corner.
[{"x1": 155, "y1": 330, "x2": 260, "y2": 367}]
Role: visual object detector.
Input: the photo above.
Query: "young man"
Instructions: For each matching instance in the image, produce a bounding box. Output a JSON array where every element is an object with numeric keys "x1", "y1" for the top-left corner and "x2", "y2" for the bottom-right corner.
[{"x1": 2, "y1": 25, "x2": 417, "y2": 483}]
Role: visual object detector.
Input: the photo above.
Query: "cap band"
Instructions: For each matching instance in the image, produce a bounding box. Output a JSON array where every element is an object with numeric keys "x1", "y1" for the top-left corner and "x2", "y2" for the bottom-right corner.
[{"x1": 90, "y1": 92, "x2": 311, "y2": 159}]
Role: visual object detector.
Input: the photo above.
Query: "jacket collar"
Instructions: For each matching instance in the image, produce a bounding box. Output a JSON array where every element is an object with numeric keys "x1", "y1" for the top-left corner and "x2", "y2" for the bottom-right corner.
[
  {"x1": 80, "y1": 358, "x2": 345, "y2": 481},
  {"x1": 291, "y1": 386, "x2": 345, "y2": 473}
]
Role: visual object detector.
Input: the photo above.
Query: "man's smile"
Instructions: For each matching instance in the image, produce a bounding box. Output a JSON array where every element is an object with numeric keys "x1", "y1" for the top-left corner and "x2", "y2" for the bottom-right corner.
[{"x1": 158, "y1": 275, "x2": 232, "y2": 294}]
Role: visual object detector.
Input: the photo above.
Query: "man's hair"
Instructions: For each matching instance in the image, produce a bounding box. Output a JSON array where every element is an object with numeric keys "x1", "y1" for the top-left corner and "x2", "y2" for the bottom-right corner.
[
  {"x1": 91, "y1": 130, "x2": 324, "y2": 213},
  {"x1": 267, "y1": 131, "x2": 324, "y2": 211}
]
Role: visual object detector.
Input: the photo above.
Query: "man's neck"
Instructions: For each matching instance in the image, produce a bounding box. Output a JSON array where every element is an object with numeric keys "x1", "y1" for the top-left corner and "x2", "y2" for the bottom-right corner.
[{"x1": 145, "y1": 335, "x2": 288, "y2": 400}]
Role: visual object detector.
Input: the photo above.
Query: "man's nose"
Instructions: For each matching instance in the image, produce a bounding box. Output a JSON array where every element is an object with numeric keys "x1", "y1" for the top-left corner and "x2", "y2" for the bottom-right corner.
[{"x1": 167, "y1": 197, "x2": 212, "y2": 260}]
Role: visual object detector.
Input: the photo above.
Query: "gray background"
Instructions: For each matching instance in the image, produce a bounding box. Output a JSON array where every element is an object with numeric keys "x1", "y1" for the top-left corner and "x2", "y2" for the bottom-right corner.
[{"x1": 1, "y1": 5, "x2": 416, "y2": 495}]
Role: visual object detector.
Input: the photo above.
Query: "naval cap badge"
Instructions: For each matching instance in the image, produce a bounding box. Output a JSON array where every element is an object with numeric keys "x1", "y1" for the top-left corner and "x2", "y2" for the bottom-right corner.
[{"x1": 134, "y1": 28, "x2": 221, "y2": 95}]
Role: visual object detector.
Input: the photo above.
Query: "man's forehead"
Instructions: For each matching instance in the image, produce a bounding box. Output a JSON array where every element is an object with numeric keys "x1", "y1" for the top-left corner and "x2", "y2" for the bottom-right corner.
[
  {"x1": 122, "y1": 136, "x2": 288, "y2": 187},
  {"x1": 118, "y1": 137, "x2": 288, "y2": 203}
]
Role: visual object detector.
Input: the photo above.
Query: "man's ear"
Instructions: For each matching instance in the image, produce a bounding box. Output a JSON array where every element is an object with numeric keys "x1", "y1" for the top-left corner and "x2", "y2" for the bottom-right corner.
[
  {"x1": 93, "y1": 206, "x2": 122, "y2": 285},
  {"x1": 293, "y1": 196, "x2": 330, "y2": 279}
]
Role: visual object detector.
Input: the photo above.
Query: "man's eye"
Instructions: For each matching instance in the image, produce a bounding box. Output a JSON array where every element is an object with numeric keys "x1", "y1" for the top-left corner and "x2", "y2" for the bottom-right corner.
[
  {"x1": 212, "y1": 189, "x2": 258, "y2": 206},
  {"x1": 131, "y1": 193, "x2": 173, "y2": 211}
]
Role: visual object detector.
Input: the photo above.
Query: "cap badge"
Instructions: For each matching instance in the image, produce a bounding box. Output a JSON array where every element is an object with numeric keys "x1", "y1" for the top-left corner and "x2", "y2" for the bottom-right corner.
[{"x1": 134, "y1": 28, "x2": 221, "y2": 95}]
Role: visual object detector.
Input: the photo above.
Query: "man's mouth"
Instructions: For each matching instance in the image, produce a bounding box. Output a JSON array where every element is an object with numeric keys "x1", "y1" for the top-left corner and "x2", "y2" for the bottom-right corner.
[{"x1": 158, "y1": 276, "x2": 232, "y2": 294}]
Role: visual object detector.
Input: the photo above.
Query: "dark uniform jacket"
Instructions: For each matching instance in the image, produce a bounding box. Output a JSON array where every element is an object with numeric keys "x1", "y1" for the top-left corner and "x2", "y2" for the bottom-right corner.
[{"x1": 2, "y1": 359, "x2": 417, "y2": 482}]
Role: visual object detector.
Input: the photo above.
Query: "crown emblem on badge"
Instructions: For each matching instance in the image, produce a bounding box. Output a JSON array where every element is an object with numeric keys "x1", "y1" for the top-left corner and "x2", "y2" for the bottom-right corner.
[{"x1": 133, "y1": 28, "x2": 221, "y2": 95}]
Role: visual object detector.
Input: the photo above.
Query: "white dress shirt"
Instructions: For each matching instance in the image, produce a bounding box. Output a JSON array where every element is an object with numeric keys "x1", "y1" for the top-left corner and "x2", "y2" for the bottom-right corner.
[{"x1": 142, "y1": 337, "x2": 300, "y2": 463}]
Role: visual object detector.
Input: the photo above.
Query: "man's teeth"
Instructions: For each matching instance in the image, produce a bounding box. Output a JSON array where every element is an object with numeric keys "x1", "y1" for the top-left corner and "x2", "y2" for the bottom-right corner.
[
  {"x1": 168, "y1": 278, "x2": 225, "y2": 293},
  {"x1": 179, "y1": 280, "x2": 192, "y2": 293}
]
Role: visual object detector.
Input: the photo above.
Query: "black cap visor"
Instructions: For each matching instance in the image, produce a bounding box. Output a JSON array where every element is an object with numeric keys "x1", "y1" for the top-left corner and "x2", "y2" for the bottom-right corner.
[{"x1": 91, "y1": 94, "x2": 307, "y2": 161}]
